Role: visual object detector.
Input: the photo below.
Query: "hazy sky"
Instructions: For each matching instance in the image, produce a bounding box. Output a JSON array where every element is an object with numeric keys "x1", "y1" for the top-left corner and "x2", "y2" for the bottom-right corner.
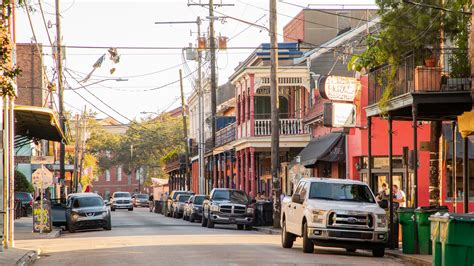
[{"x1": 15, "y1": 0, "x2": 376, "y2": 123}]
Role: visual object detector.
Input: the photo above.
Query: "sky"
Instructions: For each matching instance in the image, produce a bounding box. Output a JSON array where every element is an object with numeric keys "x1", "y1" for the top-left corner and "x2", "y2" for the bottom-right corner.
[{"x1": 14, "y1": 0, "x2": 376, "y2": 123}]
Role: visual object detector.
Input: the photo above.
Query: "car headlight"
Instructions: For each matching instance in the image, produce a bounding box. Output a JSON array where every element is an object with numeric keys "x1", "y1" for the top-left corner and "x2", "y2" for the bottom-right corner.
[
  {"x1": 377, "y1": 214, "x2": 387, "y2": 228},
  {"x1": 311, "y1": 209, "x2": 327, "y2": 224},
  {"x1": 72, "y1": 212, "x2": 79, "y2": 220},
  {"x1": 210, "y1": 205, "x2": 219, "y2": 212},
  {"x1": 246, "y1": 207, "x2": 254, "y2": 214}
]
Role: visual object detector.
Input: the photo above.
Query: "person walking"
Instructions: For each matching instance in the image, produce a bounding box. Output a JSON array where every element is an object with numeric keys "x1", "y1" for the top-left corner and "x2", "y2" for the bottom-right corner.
[{"x1": 393, "y1": 184, "x2": 406, "y2": 208}]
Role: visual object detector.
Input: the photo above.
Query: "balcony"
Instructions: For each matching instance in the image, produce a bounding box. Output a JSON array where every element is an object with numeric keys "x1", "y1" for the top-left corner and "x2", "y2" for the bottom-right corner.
[
  {"x1": 215, "y1": 123, "x2": 236, "y2": 147},
  {"x1": 254, "y1": 118, "x2": 307, "y2": 136},
  {"x1": 366, "y1": 49, "x2": 472, "y2": 120}
]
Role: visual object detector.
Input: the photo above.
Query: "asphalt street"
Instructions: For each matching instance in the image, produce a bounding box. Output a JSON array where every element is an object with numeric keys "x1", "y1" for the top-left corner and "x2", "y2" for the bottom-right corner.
[{"x1": 14, "y1": 208, "x2": 409, "y2": 265}]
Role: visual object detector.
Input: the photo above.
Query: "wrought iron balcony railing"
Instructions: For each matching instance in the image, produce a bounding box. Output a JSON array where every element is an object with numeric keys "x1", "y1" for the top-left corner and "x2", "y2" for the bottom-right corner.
[{"x1": 368, "y1": 49, "x2": 471, "y2": 105}]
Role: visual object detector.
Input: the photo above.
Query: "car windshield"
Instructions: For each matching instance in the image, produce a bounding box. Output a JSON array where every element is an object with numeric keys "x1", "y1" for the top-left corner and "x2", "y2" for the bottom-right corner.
[
  {"x1": 212, "y1": 190, "x2": 249, "y2": 204},
  {"x1": 194, "y1": 196, "x2": 205, "y2": 205},
  {"x1": 114, "y1": 192, "x2": 131, "y2": 198},
  {"x1": 308, "y1": 182, "x2": 375, "y2": 203},
  {"x1": 173, "y1": 192, "x2": 191, "y2": 200},
  {"x1": 73, "y1": 197, "x2": 104, "y2": 208},
  {"x1": 136, "y1": 194, "x2": 148, "y2": 199},
  {"x1": 178, "y1": 195, "x2": 191, "y2": 202}
]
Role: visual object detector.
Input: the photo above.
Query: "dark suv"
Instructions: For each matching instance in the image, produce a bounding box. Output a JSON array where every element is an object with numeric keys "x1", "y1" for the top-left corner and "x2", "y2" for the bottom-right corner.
[
  {"x1": 65, "y1": 193, "x2": 111, "y2": 233},
  {"x1": 202, "y1": 189, "x2": 255, "y2": 230}
]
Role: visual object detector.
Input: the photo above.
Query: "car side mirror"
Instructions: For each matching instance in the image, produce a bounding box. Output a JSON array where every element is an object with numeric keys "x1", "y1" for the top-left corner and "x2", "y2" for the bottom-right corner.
[{"x1": 292, "y1": 194, "x2": 302, "y2": 203}]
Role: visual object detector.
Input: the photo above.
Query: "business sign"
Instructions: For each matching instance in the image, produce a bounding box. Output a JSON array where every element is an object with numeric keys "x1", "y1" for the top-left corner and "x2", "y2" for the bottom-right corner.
[
  {"x1": 318, "y1": 75, "x2": 360, "y2": 102},
  {"x1": 31, "y1": 156, "x2": 55, "y2": 164},
  {"x1": 323, "y1": 102, "x2": 356, "y2": 128}
]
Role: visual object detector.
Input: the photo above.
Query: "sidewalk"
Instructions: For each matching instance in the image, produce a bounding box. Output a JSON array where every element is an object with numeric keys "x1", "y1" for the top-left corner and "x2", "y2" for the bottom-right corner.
[
  {"x1": 254, "y1": 226, "x2": 432, "y2": 266},
  {"x1": 0, "y1": 247, "x2": 38, "y2": 266}
]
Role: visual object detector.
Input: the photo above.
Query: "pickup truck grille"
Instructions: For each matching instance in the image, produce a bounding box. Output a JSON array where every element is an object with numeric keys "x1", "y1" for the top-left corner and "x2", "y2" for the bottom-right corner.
[
  {"x1": 116, "y1": 200, "x2": 130, "y2": 204},
  {"x1": 327, "y1": 211, "x2": 374, "y2": 230},
  {"x1": 219, "y1": 205, "x2": 246, "y2": 215}
]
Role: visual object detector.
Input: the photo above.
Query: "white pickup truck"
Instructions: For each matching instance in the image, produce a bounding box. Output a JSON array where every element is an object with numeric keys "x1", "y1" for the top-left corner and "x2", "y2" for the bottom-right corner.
[{"x1": 281, "y1": 178, "x2": 388, "y2": 257}]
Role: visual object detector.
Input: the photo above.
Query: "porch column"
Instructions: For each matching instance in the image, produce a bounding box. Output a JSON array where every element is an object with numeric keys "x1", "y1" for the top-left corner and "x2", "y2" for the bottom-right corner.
[
  {"x1": 368, "y1": 116, "x2": 373, "y2": 191},
  {"x1": 388, "y1": 115, "x2": 396, "y2": 249},
  {"x1": 250, "y1": 148, "x2": 256, "y2": 198},
  {"x1": 412, "y1": 104, "x2": 418, "y2": 208},
  {"x1": 218, "y1": 154, "x2": 222, "y2": 188},
  {"x1": 244, "y1": 148, "x2": 249, "y2": 194},
  {"x1": 212, "y1": 156, "x2": 216, "y2": 190},
  {"x1": 463, "y1": 137, "x2": 469, "y2": 213},
  {"x1": 235, "y1": 151, "x2": 240, "y2": 190},
  {"x1": 289, "y1": 87, "x2": 293, "y2": 118},
  {"x1": 249, "y1": 74, "x2": 255, "y2": 136},
  {"x1": 240, "y1": 151, "x2": 244, "y2": 190},
  {"x1": 223, "y1": 153, "x2": 228, "y2": 188},
  {"x1": 230, "y1": 152, "x2": 234, "y2": 188}
]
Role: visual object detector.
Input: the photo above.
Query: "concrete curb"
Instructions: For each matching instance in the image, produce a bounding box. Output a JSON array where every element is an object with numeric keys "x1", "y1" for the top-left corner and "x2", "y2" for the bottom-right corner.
[
  {"x1": 384, "y1": 251, "x2": 432, "y2": 266},
  {"x1": 253, "y1": 227, "x2": 281, "y2": 235},
  {"x1": 47, "y1": 228, "x2": 62, "y2": 238},
  {"x1": 16, "y1": 250, "x2": 38, "y2": 266}
]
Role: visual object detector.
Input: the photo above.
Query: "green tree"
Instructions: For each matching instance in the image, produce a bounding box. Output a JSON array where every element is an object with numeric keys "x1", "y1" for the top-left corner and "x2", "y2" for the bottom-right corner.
[{"x1": 14, "y1": 170, "x2": 34, "y2": 193}]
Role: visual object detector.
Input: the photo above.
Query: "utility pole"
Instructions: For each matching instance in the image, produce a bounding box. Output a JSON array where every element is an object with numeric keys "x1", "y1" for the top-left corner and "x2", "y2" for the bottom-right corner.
[
  {"x1": 73, "y1": 114, "x2": 80, "y2": 193},
  {"x1": 78, "y1": 106, "x2": 87, "y2": 192},
  {"x1": 55, "y1": 0, "x2": 66, "y2": 196},
  {"x1": 208, "y1": 0, "x2": 217, "y2": 148},
  {"x1": 155, "y1": 17, "x2": 205, "y2": 194},
  {"x1": 270, "y1": 0, "x2": 281, "y2": 229},
  {"x1": 179, "y1": 69, "x2": 190, "y2": 191}
]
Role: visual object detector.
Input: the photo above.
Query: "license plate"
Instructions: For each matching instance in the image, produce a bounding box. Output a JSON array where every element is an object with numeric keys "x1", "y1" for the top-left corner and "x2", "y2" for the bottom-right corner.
[{"x1": 229, "y1": 217, "x2": 236, "y2": 223}]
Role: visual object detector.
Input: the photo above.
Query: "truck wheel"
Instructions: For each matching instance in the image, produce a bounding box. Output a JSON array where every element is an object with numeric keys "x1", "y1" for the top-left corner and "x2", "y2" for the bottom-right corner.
[
  {"x1": 68, "y1": 220, "x2": 76, "y2": 233},
  {"x1": 282, "y1": 221, "x2": 294, "y2": 248},
  {"x1": 201, "y1": 213, "x2": 207, "y2": 227},
  {"x1": 302, "y1": 222, "x2": 314, "y2": 253},
  {"x1": 237, "y1": 224, "x2": 244, "y2": 230},
  {"x1": 372, "y1": 248, "x2": 385, "y2": 257},
  {"x1": 207, "y1": 215, "x2": 215, "y2": 228}
]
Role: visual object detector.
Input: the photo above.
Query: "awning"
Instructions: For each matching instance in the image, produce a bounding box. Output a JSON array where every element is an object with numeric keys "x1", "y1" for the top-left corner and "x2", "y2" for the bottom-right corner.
[
  {"x1": 296, "y1": 132, "x2": 345, "y2": 168},
  {"x1": 443, "y1": 124, "x2": 474, "y2": 160},
  {"x1": 14, "y1": 105, "x2": 67, "y2": 143}
]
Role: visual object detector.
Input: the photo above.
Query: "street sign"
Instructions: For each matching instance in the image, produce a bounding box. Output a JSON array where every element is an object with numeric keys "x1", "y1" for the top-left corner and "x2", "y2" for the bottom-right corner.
[
  {"x1": 323, "y1": 102, "x2": 357, "y2": 128},
  {"x1": 32, "y1": 168, "x2": 53, "y2": 189},
  {"x1": 31, "y1": 156, "x2": 54, "y2": 164}
]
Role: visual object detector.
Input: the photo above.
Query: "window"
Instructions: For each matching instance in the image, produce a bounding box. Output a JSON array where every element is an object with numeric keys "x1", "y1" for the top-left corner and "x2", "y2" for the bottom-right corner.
[
  {"x1": 117, "y1": 166, "x2": 122, "y2": 181},
  {"x1": 446, "y1": 159, "x2": 474, "y2": 199},
  {"x1": 105, "y1": 170, "x2": 110, "y2": 182},
  {"x1": 136, "y1": 169, "x2": 140, "y2": 180}
]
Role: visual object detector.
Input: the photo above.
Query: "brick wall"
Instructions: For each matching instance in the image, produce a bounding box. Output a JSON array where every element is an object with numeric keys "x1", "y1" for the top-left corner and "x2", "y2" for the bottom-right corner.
[
  {"x1": 92, "y1": 166, "x2": 141, "y2": 199},
  {"x1": 16, "y1": 43, "x2": 46, "y2": 107}
]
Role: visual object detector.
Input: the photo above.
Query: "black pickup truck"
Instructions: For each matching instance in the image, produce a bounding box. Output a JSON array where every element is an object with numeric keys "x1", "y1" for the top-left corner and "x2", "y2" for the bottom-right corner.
[{"x1": 202, "y1": 188, "x2": 255, "y2": 230}]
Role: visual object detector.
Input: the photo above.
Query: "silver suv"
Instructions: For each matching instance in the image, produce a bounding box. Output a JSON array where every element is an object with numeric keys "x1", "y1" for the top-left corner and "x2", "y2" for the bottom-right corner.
[{"x1": 110, "y1": 192, "x2": 133, "y2": 211}]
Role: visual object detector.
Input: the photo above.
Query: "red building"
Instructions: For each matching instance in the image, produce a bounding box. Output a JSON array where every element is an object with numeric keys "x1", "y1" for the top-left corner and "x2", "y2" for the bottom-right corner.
[{"x1": 92, "y1": 165, "x2": 140, "y2": 199}]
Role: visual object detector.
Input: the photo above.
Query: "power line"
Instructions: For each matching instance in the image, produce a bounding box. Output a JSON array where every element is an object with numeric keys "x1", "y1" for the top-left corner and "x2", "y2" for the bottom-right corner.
[{"x1": 403, "y1": 0, "x2": 472, "y2": 15}]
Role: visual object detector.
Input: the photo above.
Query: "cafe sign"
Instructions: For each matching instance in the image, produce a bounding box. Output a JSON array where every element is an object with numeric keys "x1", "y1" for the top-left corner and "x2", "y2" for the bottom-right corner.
[{"x1": 318, "y1": 75, "x2": 360, "y2": 102}]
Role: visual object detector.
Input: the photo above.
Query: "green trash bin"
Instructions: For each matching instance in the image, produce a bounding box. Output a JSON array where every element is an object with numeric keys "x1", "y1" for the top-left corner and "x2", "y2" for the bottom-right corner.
[
  {"x1": 429, "y1": 212, "x2": 449, "y2": 266},
  {"x1": 398, "y1": 207, "x2": 416, "y2": 254},
  {"x1": 440, "y1": 214, "x2": 474, "y2": 266},
  {"x1": 415, "y1": 206, "x2": 449, "y2": 255}
]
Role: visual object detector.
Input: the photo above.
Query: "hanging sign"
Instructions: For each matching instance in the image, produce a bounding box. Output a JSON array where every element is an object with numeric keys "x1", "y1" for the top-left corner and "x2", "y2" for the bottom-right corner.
[
  {"x1": 323, "y1": 102, "x2": 357, "y2": 128},
  {"x1": 318, "y1": 75, "x2": 360, "y2": 102}
]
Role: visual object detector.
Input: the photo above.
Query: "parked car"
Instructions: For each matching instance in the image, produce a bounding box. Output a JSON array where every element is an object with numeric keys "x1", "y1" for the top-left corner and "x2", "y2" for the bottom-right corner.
[
  {"x1": 14, "y1": 192, "x2": 33, "y2": 217},
  {"x1": 166, "y1": 191, "x2": 194, "y2": 217},
  {"x1": 202, "y1": 189, "x2": 255, "y2": 230},
  {"x1": 172, "y1": 194, "x2": 192, "y2": 218},
  {"x1": 110, "y1": 192, "x2": 133, "y2": 211},
  {"x1": 280, "y1": 178, "x2": 388, "y2": 257},
  {"x1": 183, "y1": 195, "x2": 206, "y2": 222},
  {"x1": 65, "y1": 193, "x2": 111, "y2": 233},
  {"x1": 133, "y1": 194, "x2": 149, "y2": 207}
]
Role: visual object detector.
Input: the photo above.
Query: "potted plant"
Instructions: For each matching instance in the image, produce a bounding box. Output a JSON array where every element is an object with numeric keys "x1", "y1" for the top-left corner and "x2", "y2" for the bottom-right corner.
[{"x1": 423, "y1": 48, "x2": 436, "y2": 67}]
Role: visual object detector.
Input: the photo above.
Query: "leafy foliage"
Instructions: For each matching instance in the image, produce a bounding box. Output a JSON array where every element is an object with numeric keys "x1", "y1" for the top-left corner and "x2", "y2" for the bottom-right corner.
[
  {"x1": 86, "y1": 114, "x2": 185, "y2": 186},
  {"x1": 14, "y1": 170, "x2": 34, "y2": 193}
]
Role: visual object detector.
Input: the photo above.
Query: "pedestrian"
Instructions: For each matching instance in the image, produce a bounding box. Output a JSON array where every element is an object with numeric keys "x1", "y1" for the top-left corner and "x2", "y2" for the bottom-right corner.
[
  {"x1": 393, "y1": 184, "x2": 406, "y2": 208},
  {"x1": 149, "y1": 194, "x2": 154, "y2": 212}
]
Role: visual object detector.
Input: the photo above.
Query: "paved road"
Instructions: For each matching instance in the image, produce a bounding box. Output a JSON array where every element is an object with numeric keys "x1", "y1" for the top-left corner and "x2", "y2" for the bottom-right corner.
[{"x1": 15, "y1": 208, "x2": 409, "y2": 265}]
